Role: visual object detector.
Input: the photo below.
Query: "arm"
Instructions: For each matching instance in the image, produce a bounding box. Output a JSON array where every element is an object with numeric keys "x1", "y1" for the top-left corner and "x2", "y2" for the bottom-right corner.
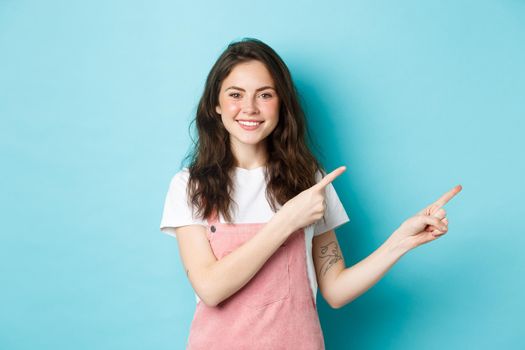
[
  {"x1": 175, "y1": 212, "x2": 294, "y2": 307},
  {"x1": 313, "y1": 185, "x2": 462, "y2": 309},
  {"x1": 313, "y1": 229, "x2": 408, "y2": 309}
]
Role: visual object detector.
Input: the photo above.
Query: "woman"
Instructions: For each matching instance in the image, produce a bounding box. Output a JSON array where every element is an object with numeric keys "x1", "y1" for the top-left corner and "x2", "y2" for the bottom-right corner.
[{"x1": 160, "y1": 37, "x2": 462, "y2": 349}]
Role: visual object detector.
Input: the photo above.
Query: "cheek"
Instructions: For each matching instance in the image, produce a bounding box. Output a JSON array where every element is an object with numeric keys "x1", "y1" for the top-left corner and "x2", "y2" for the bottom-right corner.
[
  {"x1": 262, "y1": 100, "x2": 280, "y2": 115},
  {"x1": 223, "y1": 101, "x2": 241, "y2": 113}
]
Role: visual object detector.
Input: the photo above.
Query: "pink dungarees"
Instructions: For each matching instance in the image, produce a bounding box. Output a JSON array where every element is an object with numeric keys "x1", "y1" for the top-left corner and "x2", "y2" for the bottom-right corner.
[{"x1": 186, "y1": 211, "x2": 325, "y2": 349}]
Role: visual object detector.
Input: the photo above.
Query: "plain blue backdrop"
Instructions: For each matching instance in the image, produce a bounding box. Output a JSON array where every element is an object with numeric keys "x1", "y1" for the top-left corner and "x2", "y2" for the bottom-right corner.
[{"x1": 1, "y1": 0, "x2": 524, "y2": 349}]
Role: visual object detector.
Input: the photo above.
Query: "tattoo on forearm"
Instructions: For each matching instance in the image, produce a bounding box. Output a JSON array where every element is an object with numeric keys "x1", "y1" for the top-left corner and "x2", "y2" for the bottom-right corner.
[{"x1": 318, "y1": 241, "x2": 342, "y2": 276}]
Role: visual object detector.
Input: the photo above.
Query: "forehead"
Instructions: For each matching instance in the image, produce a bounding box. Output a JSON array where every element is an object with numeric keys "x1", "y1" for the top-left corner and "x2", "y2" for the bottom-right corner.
[{"x1": 222, "y1": 60, "x2": 275, "y2": 88}]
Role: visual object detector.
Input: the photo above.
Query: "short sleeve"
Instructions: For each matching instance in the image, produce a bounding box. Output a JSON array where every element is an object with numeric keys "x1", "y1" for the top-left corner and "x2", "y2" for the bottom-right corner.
[
  {"x1": 313, "y1": 170, "x2": 350, "y2": 236},
  {"x1": 159, "y1": 168, "x2": 208, "y2": 238}
]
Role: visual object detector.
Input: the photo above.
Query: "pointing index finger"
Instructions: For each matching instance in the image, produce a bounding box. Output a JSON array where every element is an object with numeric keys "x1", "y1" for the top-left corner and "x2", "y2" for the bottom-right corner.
[
  {"x1": 432, "y1": 184, "x2": 463, "y2": 211},
  {"x1": 315, "y1": 166, "x2": 346, "y2": 190}
]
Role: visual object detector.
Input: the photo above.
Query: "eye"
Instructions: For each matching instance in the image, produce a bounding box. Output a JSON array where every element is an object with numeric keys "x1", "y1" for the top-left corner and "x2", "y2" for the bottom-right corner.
[
  {"x1": 260, "y1": 93, "x2": 273, "y2": 99},
  {"x1": 228, "y1": 92, "x2": 241, "y2": 98}
]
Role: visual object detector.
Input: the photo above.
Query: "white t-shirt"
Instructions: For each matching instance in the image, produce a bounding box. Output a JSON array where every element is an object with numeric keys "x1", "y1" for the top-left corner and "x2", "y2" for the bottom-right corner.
[{"x1": 159, "y1": 166, "x2": 350, "y2": 304}]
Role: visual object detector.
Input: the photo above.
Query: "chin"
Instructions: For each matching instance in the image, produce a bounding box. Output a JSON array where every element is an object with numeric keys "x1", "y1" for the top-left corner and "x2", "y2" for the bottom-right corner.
[
  {"x1": 233, "y1": 135, "x2": 268, "y2": 145},
  {"x1": 240, "y1": 138, "x2": 266, "y2": 145}
]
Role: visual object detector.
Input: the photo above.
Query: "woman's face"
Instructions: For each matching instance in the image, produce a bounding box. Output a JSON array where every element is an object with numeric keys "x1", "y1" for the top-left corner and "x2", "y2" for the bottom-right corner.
[{"x1": 215, "y1": 60, "x2": 280, "y2": 150}]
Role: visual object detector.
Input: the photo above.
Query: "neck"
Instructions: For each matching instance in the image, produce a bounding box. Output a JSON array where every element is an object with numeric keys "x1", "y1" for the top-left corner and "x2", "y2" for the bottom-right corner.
[{"x1": 231, "y1": 141, "x2": 268, "y2": 170}]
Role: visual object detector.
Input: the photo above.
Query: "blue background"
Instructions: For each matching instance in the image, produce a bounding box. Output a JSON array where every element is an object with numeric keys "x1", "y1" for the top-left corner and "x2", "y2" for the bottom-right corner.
[{"x1": 1, "y1": 1, "x2": 524, "y2": 349}]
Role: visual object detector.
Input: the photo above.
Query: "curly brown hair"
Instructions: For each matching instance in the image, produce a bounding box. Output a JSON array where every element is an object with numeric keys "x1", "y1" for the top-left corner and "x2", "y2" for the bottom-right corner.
[{"x1": 182, "y1": 37, "x2": 325, "y2": 223}]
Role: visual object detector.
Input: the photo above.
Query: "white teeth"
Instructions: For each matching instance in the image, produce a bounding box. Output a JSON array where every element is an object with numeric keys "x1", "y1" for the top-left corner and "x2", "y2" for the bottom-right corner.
[{"x1": 238, "y1": 121, "x2": 261, "y2": 126}]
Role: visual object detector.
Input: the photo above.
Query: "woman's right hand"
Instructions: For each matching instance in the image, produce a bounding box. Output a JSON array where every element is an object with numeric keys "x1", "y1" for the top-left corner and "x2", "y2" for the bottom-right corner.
[{"x1": 276, "y1": 166, "x2": 347, "y2": 233}]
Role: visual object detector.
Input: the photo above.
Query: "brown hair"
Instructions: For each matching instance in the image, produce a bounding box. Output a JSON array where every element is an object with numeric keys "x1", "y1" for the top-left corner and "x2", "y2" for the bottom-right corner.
[{"x1": 183, "y1": 37, "x2": 325, "y2": 223}]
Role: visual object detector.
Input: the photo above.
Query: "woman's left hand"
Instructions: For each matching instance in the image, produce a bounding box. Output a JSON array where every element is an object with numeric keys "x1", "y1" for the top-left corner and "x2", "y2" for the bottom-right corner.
[{"x1": 390, "y1": 185, "x2": 463, "y2": 251}]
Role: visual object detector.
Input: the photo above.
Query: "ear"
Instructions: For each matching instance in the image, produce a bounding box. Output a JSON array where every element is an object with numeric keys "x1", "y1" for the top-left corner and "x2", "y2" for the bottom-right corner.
[{"x1": 215, "y1": 105, "x2": 221, "y2": 115}]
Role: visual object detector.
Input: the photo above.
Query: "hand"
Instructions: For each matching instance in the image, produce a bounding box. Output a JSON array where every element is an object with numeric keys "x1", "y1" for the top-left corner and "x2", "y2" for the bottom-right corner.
[
  {"x1": 392, "y1": 185, "x2": 463, "y2": 251},
  {"x1": 277, "y1": 166, "x2": 347, "y2": 233}
]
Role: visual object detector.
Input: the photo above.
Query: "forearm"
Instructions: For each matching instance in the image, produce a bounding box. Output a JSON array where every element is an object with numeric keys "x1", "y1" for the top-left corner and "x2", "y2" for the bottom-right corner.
[
  {"x1": 204, "y1": 213, "x2": 294, "y2": 306},
  {"x1": 329, "y1": 233, "x2": 410, "y2": 308}
]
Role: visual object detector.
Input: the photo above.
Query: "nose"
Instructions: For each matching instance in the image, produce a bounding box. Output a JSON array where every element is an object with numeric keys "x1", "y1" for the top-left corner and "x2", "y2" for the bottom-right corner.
[{"x1": 241, "y1": 96, "x2": 259, "y2": 115}]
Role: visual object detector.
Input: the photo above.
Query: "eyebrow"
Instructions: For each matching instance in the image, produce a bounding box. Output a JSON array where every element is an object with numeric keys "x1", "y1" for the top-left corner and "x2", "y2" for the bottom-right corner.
[{"x1": 225, "y1": 85, "x2": 276, "y2": 92}]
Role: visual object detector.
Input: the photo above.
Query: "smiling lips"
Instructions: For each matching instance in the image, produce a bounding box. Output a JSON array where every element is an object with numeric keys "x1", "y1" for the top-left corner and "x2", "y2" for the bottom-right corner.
[{"x1": 237, "y1": 119, "x2": 263, "y2": 130}]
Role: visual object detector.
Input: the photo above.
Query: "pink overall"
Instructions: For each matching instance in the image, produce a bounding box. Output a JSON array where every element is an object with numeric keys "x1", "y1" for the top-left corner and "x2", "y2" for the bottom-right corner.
[{"x1": 186, "y1": 212, "x2": 325, "y2": 349}]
